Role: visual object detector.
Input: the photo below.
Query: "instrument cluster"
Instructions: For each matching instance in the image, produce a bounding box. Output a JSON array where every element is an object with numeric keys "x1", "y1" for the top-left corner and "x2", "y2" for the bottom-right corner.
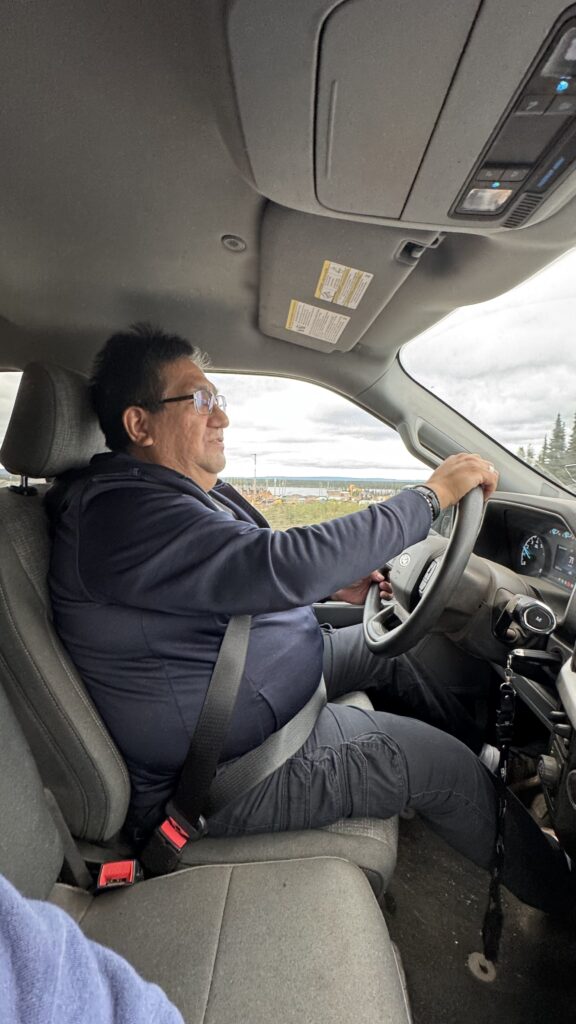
[{"x1": 517, "y1": 523, "x2": 576, "y2": 591}]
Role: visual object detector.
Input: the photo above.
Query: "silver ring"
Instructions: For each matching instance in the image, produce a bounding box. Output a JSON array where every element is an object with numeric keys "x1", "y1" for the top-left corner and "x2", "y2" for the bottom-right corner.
[{"x1": 488, "y1": 463, "x2": 495, "y2": 473}]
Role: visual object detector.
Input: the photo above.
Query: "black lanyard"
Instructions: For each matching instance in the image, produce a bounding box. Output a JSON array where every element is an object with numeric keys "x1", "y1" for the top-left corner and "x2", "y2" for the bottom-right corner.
[{"x1": 483, "y1": 656, "x2": 516, "y2": 962}]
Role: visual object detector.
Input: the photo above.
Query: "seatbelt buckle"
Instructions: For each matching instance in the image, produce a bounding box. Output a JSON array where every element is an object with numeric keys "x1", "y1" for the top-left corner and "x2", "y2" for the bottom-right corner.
[
  {"x1": 140, "y1": 809, "x2": 207, "y2": 877},
  {"x1": 160, "y1": 809, "x2": 207, "y2": 850},
  {"x1": 159, "y1": 816, "x2": 189, "y2": 850},
  {"x1": 96, "y1": 859, "x2": 143, "y2": 891}
]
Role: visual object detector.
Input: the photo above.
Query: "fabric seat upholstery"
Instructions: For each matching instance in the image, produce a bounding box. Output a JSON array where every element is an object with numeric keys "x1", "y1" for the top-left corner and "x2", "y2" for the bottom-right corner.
[
  {"x1": 52, "y1": 859, "x2": 409, "y2": 1024},
  {"x1": 0, "y1": 483, "x2": 130, "y2": 840},
  {"x1": 0, "y1": 362, "x2": 398, "y2": 895},
  {"x1": 0, "y1": 679, "x2": 412, "y2": 1024}
]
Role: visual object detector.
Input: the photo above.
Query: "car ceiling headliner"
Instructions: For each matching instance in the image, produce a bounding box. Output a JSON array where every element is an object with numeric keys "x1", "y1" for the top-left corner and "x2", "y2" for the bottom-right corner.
[{"x1": 1, "y1": 1, "x2": 575, "y2": 398}]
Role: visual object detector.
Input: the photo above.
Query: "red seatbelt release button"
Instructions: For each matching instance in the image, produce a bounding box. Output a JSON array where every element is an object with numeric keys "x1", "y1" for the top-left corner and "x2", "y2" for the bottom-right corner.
[
  {"x1": 159, "y1": 816, "x2": 190, "y2": 851},
  {"x1": 96, "y1": 859, "x2": 142, "y2": 890}
]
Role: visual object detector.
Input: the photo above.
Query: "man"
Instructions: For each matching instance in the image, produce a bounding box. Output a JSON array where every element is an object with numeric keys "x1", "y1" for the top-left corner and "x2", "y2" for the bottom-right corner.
[{"x1": 47, "y1": 324, "x2": 573, "y2": 914}]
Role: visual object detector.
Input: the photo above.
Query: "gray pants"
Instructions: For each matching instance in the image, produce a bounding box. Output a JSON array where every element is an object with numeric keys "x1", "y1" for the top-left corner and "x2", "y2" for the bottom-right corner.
[
  {"x1": 208, "y1": 624, "x2": 572, "y2": 913},
  {"x1": 321, "y1": 623, "x2": 484, "y2": 752}
]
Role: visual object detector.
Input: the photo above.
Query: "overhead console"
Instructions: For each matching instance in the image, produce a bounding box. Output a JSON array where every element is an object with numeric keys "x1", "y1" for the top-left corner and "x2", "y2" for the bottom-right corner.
[
  {"x1": 453, "y1": 16, "x2": 576, "y2": 226},
  {"x1": 224, "y1": 0, "x2": 576, "y2": 231}
]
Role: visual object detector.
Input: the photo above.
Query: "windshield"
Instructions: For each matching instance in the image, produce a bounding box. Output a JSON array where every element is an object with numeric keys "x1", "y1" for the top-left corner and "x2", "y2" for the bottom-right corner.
[{"x1": 402, "y1": 248, "x2": 576, "y2": 495}]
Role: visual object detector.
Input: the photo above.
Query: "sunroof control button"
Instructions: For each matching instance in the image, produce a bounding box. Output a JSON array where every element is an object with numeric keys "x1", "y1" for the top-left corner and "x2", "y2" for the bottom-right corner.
[
  {"x1": 516, "y1": 95, "x2": 552, "y2": 115},
  {"x1": 477, "y1": 166, "x2": 504, "y2": 181},
  {"x1": 500, "y1": 167, "x2": 530, "y2": 182}
]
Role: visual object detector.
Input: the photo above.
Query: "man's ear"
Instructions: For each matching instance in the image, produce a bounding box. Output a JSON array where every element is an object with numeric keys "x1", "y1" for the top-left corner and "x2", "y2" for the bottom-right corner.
[{"x1": 122, "y1": 406, "x2": 155, "y2": 448}]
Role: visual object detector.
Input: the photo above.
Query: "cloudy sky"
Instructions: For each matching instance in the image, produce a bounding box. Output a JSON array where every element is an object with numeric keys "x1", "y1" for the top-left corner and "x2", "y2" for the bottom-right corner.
[
  {"x1": 402, "y1": 247, "x2": 576, "y2": 459},
  {"x1": 212, "y1": 246, "x2": 576, "y2": 480},
  {"x1": 208, "y1": 371, "x2": 430, "y2": 482},
  {"x1": 1, "y1": 247, "x2": 575, "y2": 480}
]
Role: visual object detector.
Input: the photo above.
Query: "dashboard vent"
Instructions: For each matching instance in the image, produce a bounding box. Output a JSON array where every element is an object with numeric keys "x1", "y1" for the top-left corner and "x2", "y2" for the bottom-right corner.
[{"x1": 503, "y1": 193, "x2": 544, "y2": 228}]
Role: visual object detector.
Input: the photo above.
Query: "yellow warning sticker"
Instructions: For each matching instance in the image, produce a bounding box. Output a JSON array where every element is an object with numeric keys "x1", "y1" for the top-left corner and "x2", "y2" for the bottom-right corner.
[
  {"x1": 285, "y1": 300, "x2": 350, "y2": 344},
  {"x1": 314, "y1": 260, "x2": 373, "y2": 309}
]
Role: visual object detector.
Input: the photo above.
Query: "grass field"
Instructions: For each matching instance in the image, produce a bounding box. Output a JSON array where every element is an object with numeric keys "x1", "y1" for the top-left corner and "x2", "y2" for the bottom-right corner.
[{"x1": 251, "y1": 498, "x2": 377, "y2": 530}]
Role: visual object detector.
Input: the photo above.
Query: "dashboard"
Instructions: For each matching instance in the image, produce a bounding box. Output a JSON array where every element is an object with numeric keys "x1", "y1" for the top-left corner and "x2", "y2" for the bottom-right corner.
[
  {"x1": 421, "y1": 492, "x2": 576, "y2": 855},
  {"x1": 467, "y1": 494, "x2": 576, "y2": 856},
  {"x1": 474, "y1": 499, "x2": 576, "y2": 596}
]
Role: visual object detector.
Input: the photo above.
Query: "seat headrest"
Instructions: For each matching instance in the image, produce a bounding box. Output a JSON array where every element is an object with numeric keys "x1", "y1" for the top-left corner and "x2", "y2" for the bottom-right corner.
[{"x1": 0, "y1": 362, "x2": 105, "y2": 478}]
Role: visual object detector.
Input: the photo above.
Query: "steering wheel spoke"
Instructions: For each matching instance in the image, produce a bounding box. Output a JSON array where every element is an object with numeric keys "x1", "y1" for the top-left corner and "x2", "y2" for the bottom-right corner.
[{"x1": 363, "y1": 600, "x2": 405, "y2": 640}]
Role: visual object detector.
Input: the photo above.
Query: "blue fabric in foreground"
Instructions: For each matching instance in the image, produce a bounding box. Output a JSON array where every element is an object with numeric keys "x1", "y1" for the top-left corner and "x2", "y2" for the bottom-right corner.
[{"x1": 0, "y1": 873, "x2": 184, "y2": 1024}]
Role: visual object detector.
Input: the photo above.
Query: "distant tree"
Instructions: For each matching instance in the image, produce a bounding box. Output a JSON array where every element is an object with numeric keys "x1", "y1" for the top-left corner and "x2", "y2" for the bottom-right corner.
[
  {"x1": 534, "y1": 413, "x2": 576, "y2": 486},
  {"x1": 562, "y1": 412, "x2": 576, "y2": 484},
  {"x1": 516, "y1": 443, "x2": 538, "y2": 466},
  {"x1": 548, "y1": 413, "x2": 567, "y2": 474},
  {"x1": 538, "y1": 435, "x2": 550, "y2": 468},
  {"x1": 521, "y1": 413, "x2": 576, "y2": 486},
  {"x1": 566, "y1": 412, "x2": 576, "y2": 463}
]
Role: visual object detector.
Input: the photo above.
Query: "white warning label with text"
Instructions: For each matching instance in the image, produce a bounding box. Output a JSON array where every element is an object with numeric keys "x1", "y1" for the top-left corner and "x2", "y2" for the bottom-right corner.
[
  {"x1": 315, "y1": 260, "x2": 373, "y2": 309},
  {"x1": 285, "y1": 300, "x2": 350, "y2": 344}
]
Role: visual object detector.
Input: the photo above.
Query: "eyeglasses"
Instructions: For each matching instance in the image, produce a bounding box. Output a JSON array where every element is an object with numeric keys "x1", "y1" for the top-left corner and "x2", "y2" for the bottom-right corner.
[{"x1": 159, "y1": 389, "x2": 227, "y2": 416}]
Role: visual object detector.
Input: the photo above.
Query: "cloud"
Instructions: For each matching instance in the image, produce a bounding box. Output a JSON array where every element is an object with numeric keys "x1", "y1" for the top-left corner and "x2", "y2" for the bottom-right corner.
[
  {"x1": 209, "y1": 369, "x2": 428, "y2": 478},
  {"x1": 402, "y1": 248, "x2": 576, "y2": 454}
]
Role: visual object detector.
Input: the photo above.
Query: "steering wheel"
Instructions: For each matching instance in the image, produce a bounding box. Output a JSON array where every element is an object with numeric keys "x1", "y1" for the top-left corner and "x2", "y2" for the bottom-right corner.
[{"x1": 363, "y1": 487, "x2": 484, "y2": 657}]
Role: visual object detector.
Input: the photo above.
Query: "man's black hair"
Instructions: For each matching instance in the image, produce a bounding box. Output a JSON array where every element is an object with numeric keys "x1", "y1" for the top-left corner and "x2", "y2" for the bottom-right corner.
[{"x1": 90, "y1": 323, "x2": 205, "y2": 451}]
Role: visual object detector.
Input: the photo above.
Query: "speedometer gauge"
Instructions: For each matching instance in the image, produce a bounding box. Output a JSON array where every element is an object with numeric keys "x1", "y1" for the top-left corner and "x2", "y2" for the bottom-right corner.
[{"x1": 519, "y1": 534, "x2": 547, "y2": 576}]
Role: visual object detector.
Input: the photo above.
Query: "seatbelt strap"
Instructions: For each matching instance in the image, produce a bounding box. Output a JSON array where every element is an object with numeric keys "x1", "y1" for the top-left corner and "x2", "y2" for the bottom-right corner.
[
  {"x1": 206, "y1": 677, "x2": 326, "y2": 814},
  {"x1": 141, "y1": 614, "x2": 252, "y2": 876},
  {"x1": 44, "y1": 788, "x2": 94, "y2": 890},
  {"x1": 142, "y1": 616, "x2": 329, "y2": 877},
  {"x1": 172, "y1": 614, "x2": 252, "y2": 825}
]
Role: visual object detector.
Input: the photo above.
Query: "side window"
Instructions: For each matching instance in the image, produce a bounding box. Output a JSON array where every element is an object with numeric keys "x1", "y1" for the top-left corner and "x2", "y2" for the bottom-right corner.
[
  {"x1": 211, "y1": 373, "x2": 429, "y2": 529},
  {"x1": 0, "y1": 372, "x2": 22, "y2": 485}
]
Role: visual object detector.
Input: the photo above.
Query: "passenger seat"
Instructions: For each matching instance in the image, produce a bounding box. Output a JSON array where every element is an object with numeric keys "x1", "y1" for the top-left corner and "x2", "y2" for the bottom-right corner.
[{"x1": 0, "y1": 676, "x2": 412, "y2": 1024}]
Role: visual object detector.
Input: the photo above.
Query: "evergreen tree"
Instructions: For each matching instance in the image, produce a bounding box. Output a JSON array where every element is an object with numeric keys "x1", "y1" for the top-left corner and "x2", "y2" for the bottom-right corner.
[
  {"x1": 566, "y1": 412, "x2": 576, "y2": 463},
  {"x1": 521, "y1": 413, "x2": 576, "y2": 487},
  {"x1": 548, "y1": 413, "x2": 567, "y2": 476},
  {"x1": 538, "y1": 435, "x2": 550, "y2": 468},
  {"x1": 562, "y1": 412, "x2": 576, "y2": 485}
]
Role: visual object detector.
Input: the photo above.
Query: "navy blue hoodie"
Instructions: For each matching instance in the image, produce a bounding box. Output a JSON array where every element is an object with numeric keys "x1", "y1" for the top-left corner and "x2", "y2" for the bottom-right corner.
[{"x1": 47, "y1": 452, "x2": 430, "y2": 828}]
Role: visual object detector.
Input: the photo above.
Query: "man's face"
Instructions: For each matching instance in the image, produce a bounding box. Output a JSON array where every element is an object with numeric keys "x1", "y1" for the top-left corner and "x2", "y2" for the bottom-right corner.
[{"x1": 124, "y1": 356, "x2": 229, "y2": 490}]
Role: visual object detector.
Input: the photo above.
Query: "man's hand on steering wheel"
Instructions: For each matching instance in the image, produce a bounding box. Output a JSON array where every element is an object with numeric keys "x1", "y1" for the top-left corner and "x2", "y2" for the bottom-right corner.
[
  {"x1": 331, "y1": 456, "x2": 498, "y2": 608},
  {"x1": 423, "y1": 453, "x2": 499, "y2": 511},
  {"x1": 362, "y1": 453, "x2": 500, "y2": 656},
  {"x1": 331, "y1": 569, "x2": 393, "y2": 606}
]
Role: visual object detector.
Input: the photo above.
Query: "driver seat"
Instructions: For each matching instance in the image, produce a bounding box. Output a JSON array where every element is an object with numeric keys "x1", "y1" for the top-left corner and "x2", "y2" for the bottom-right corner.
[{"x1": 0, "y1": 361, "x2": 398, "y2": 898}]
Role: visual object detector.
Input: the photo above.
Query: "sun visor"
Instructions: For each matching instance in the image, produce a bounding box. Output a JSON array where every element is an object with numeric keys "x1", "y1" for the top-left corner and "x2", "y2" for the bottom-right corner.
[{"x1": 259, "y1": 205, "x2": 442, "y2": 354}]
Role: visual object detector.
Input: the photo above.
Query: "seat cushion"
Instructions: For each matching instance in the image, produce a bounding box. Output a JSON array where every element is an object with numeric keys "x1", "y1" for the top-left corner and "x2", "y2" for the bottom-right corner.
[
  {"x1": 51, "y1": 856, "x2": 411, "y2": 1024},
  {"x1": 180, "y1": 816, "x2": 398, "y2": 902}
]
